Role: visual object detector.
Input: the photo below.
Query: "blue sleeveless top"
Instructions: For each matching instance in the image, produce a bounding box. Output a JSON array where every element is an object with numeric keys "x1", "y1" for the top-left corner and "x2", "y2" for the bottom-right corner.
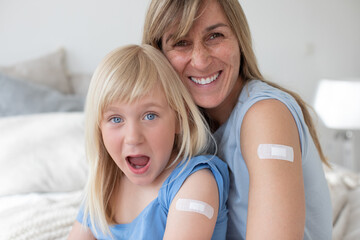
[
  {"x1": 76, "y1": 155, "x2": 229, "y2": 240},
  {"x1": 213, "y1": 80, "x2": 332, "y2": 240}
]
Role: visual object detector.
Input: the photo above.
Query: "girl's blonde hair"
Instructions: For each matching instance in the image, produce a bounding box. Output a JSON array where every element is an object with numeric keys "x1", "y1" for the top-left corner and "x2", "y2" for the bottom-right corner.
[
  {"x1": 83, "y1": 44, "x2": 211, "y2": 236},
  {"x1": 142, "y1": 0, "x2": 327, "y2": 164}
]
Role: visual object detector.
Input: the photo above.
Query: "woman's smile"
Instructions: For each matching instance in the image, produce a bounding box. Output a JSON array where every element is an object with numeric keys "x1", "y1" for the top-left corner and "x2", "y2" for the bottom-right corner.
[
  {"x1": 162, "y1": 0, "x2": 241, "y2": 120},
  {"x1": 189, "y1": 71, "x2": 221, "y2": 85}
]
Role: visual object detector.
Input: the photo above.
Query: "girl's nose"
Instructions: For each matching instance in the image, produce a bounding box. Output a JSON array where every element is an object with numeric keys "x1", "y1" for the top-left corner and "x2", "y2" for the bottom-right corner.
[
  {"x1": 190, "y1": 42, "x2": 211, "y2": 69},
  {"x1": 124, "y1": 123, "x2": 144, "y2": 145}
]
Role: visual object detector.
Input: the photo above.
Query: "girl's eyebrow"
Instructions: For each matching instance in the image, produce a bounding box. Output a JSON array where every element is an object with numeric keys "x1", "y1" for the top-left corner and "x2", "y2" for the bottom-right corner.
[
  {"x1": 104, "y1": 101, "x2": 167, "y2": 114},
  {"x1": 141, "y1": 101, "x2": 167, "y2": 109},
  {"x1": 102, "y1": 108, "x2": 117, "y2": 119},
  {"x1": 165, "y1": 23, "x2": 229, "y2": 44},
  {"x1": 103, "y1": 106, "x2": 118, "y2": 113}
]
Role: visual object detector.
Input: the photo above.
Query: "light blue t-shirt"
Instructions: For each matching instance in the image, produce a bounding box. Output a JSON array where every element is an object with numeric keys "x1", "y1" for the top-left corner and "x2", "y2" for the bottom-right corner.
[
  {"x1": 77, "y1": 155, "x2": 229, "y2": 240},
  {"x1": 213, "y1": 80, "x2": 332, "y2": 240}
]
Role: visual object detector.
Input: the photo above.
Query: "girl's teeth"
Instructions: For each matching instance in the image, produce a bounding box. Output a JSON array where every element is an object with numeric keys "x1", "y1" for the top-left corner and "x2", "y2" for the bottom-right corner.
[{"x1": 190, "y1": 72, "x2": 220, "y2": 85}]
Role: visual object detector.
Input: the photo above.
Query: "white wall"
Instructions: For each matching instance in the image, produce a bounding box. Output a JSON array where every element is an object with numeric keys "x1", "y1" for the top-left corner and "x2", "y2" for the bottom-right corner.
[
  {"x1": 0, "y1": 0, "x2": 149, "y2": 74},
  {"x1": 1, "y1": 0, "x2": 359, "y2": 169},
  {"x1": 240, "y1": 0, "x2": 360, "y2": 169},
  {"x1": 242, "y1": 0, "x2": 360, "y2": 102}
]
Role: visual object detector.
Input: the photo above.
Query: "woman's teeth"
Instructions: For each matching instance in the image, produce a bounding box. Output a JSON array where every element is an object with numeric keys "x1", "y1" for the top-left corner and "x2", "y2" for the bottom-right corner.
[{"x1": 190, "y1": 72, "x2": 220, "y2": 85}]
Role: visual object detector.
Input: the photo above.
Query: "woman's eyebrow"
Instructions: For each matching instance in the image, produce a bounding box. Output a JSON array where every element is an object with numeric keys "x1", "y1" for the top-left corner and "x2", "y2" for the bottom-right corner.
[
  {"x1": 165, "y1": 23, "x2": 229, "y2": 44},
  {"x1": 205, "y1": 23, "x2": 228, "y2": 32},
  {"x1": 165, "y1": 34, "x2": 174, "y2": 44}
]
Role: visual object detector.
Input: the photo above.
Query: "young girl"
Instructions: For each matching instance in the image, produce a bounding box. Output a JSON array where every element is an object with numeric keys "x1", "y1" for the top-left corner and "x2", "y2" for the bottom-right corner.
[{"x1": 68, "y1": 44, "x2": 229, "y2": 240}]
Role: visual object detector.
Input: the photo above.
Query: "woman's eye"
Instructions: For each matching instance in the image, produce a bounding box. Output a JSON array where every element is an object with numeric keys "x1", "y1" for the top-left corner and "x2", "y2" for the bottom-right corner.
[
  {"x1": 209, "y1": 32, "x2": 223, "y2": 40},
  {"x1": 110, "y1": 117, "x2": 123, "y2": 123},
  {"x1": 174, "y1": 40, "x2": 188, "y2": 47},
  {"x1": 144, "y1": 113, "x2": 157, "y2": 121}
]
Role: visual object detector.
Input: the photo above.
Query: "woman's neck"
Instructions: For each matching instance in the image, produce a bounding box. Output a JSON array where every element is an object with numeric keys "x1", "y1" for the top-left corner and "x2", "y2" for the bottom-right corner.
[{"x1": 206, "y1": 78, "x2": 244, "y2": 130}]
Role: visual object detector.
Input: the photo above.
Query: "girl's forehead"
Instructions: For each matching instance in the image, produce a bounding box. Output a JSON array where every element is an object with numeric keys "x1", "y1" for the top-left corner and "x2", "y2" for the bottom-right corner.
[
  {"x1": 106, "y1": 83, "x2": 167, "y2": 106},
  {"x1": 102, "y1": 86, "x2": 174, "y2": 119}
]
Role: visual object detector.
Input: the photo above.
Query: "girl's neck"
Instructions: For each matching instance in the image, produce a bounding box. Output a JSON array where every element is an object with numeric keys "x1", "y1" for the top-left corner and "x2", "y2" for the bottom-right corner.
[
  {"x1": 110, "y1": 154, "x2": 178, "y2": 224},
  {"x1": 123, "y1": 162, "x2": 175, "y2": 191}
]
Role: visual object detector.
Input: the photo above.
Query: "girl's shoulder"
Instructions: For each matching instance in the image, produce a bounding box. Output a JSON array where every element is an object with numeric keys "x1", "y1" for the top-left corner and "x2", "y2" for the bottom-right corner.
[
  {"x1": 158, "y1": 155, "x2": 229, "y2": 209},
  {"x1": 167, "y1": 155, "x2": 229, "y2": 187},
  {"x1": 174, "y1": 155, "x2": 228, "y2": 175},
  {"x1": 161, "y1": 155, "x2": 229, "y2": 239}
]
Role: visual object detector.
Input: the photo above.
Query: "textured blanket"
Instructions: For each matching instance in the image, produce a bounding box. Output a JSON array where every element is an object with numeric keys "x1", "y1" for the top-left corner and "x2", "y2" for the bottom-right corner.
[{"x1": 0, "y1": 191, "x2": 82, "y2": 240}]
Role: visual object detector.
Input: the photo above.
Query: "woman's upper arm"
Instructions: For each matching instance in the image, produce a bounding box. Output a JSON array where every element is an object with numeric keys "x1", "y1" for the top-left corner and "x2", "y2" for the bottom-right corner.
[
  {"x1": 163, "y1": 168, "x2": 219, "y2": 240},
  {"x1": 67, "y1": 221, "x2": 95, "y2": 240},
  {"x1": 241, "y1": 99, "x2": 305, "y2": 240}
]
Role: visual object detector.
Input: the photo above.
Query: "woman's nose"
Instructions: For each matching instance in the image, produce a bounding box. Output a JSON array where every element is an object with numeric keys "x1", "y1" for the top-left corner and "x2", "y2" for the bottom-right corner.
[
  {"x1": 124, "y1": 123, "x2": 144, "y2": 145},
  {"x1": 190, "y1": 42, "x2": 211, "y2": 69}
]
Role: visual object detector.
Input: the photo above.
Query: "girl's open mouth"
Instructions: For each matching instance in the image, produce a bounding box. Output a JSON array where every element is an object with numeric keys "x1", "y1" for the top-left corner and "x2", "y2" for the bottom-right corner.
[{"x1": 126, "y1": 155, "x2": 150, "y2": 174}]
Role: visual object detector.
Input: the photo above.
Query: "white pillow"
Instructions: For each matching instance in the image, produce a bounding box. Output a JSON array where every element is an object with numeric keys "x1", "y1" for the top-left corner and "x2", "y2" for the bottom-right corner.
[
  {"x1": 0, "y1": 48, "x2": 72, "y2": 94},
  {"x1": 0, "y1": 112, "x2": 88, "y2": 195}
]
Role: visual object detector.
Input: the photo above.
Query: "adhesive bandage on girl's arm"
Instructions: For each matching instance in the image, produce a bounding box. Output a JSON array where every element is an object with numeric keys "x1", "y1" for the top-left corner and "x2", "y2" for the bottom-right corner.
[
  {"x1": 257, "y1": 144, "x2": 294, "y2": 162},
  {"x1": 175, "y1": 198, "x2": 214, "y2": 219}
]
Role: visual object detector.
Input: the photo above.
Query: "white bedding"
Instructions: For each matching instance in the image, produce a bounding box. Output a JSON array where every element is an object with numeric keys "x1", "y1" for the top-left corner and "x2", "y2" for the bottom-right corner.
[
  {"x1": 0, "y1": 49, "x2": 89, "y2": 240},
  {"x1": 0, "y1": 191, "x2": 82, "y2": 240},
  {"x1": 324, "y1": 164, "x2": 360, "y2": 240},
  {"x1": 0, "y1": 112, "x2": 87, "y2": 196},
  {"x1": 345, "y1": 188, "x2": 360, "y2": 239},
  {"x1": 0, "y1": 112, "x2": 359, "y2": 239},
  {"x1": 0, "y1": 112, "x2": 87, "y2": 240},
  {"x1": 0, "y1": 113, "x2": 359, "y2": 239}
]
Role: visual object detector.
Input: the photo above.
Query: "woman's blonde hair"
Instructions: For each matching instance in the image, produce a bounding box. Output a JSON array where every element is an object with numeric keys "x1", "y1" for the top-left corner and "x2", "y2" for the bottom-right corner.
[
  {"x1": 83, "y1": 44, "x2": 211, "y2": 236},
  {"x1": 142, "y1": 0, "x2": 327, "y2": 164}
]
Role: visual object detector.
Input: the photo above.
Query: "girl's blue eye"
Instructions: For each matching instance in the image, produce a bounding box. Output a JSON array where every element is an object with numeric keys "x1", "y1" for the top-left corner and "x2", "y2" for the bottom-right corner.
[
  {"x1": 144, "y1": 113, "x2": 157, "y2": 121},
  {"x1": 111, "y1": 117, "x2": 123, "y2": 123}
]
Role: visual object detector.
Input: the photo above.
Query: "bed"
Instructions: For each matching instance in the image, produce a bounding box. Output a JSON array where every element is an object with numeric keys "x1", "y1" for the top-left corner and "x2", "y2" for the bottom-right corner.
[
  {"x1": 0, "y1": 48, "x2": 89, "y2": 240},
  {"x1": 0, "y1": 48, "x2": 359, "y2": 240}
]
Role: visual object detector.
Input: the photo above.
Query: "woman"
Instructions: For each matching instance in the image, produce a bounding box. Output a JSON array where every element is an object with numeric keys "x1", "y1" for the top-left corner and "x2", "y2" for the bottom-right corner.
[{"x1": 142, "y1": 0, "x2": 332, "y2": 239}]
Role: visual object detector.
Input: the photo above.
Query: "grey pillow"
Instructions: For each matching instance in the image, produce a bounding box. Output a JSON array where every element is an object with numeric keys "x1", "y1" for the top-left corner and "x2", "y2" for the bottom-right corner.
[
  {"x1": 0, "y1": 73, "x2": 84, "y2": 116},
  {"x1": 0, "y1": 48, "x2": 72, "y2": 94}
]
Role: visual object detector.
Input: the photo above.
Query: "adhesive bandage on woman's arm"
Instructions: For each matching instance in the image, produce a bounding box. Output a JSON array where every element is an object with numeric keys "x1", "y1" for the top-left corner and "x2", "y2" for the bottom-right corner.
[
  {"x1": 257, "y1": 144, "x2": 294, "y2": 162},
  {"x1": 175, "y1": 198, "x2": 214, "y2": 219}
]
